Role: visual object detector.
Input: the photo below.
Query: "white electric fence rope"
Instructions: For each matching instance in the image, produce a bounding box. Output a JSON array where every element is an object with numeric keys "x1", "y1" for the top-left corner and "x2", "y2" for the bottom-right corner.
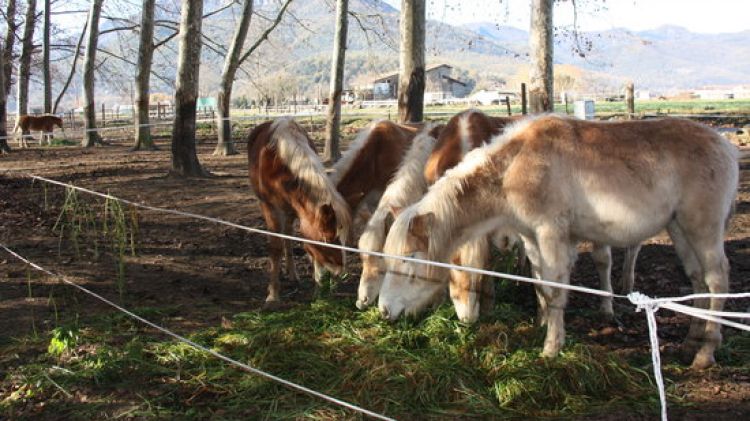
[
  {"x1": 20, "y1": 173, "x2": 622, "y2": 300},
  {"x1": 5, "y1": 172, "x2": 750, "y2": 421},
  {"x1": 0, "y1": 244, "x2": 396, "y2": 421}
]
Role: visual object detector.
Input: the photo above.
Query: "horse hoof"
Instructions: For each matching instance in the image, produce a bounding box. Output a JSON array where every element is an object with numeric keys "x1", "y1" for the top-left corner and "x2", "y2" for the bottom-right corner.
[
  {"x1": 690, "y1": 353, "x2": 716, "y2": 370},
  {"x1": 263, "y1": 299, "x2": 282, "y2": 311}
]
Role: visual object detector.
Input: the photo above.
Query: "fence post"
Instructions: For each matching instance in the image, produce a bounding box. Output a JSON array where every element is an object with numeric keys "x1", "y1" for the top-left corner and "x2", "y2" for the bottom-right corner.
[
  {"x1": 626, "y1": 82, "x2": 635, "y2": 119},
  {"x1": 521, "y1": 83, "x2": 528, "y2": 115},
  {"x1": 505, "y1": 96, "x2": 512, "y2": 116}
]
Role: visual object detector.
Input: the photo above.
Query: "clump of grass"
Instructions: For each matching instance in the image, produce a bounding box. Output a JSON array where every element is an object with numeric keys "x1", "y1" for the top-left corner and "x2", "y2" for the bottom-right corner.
[{"x1": 52, "y1": 187, "x2": 139, "y2": 297}]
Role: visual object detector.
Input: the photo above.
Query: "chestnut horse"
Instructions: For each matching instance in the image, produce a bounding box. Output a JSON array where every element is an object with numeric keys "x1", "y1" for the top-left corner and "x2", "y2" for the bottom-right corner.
[
  {"x1": 247, "y1": 118, "x2": 352, "y2": 303},
  {"x1": 427, "y1": 109, "x2": 522, "y2": 322},
  {"x1": 14, "y1": 114, "x2": 64, "y2": 147},
  {"x1": 379, "y1": 115, "x2": 737, "y2": 369},
  {"x1": 330, "y1": 119, "x2": 424, "y2": 224}
]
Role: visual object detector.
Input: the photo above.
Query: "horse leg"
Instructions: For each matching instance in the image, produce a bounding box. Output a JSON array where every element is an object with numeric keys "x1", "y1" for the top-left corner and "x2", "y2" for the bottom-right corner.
[
  {"x1": 448, "y1": 236, "x2": 490, "y2": 323},
  {"x1": 279, "y1": 212, "x2": 299, "y2": 282},
  {"x1": 620, "y1": 244, "x2": 642, "y2": 294},
  {"x1": 260, "y1": 203, "x2": 283, "y2": 304},
  {"x1": 535, "y1": 226, "x2": 572, "y2": 358},
  {"x1": 591, "y1": 243, "x2": 614, "y2": 319},
  {"x1": 520, "y1": 234, "x2": 547, "y2": 327},
  {"x1": 669, "y1": 219, "x2": 729, "y2": 369}
]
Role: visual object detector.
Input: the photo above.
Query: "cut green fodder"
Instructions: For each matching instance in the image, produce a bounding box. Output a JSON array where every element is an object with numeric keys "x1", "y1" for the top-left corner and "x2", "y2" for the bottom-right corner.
[{"x1": 1, "y1": 298, "x2": 663, "y2": 419}]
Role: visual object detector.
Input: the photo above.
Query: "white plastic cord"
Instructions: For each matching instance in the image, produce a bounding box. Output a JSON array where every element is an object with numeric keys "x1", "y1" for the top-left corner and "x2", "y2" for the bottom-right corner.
[{"x1": 0, "y1": 244, "x2": 396, "y2": 421}]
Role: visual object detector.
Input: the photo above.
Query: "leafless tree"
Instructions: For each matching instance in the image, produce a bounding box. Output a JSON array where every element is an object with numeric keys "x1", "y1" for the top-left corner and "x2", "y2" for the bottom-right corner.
[
  {"x1": 322, "y1": 0, "x2": 348, "y2": 163},
  {"x1": 213, "y1": 0, "x2": 293, "y2": 156},
  {"x1": 529, "y1": 0, "x2": 553, "y2": 113},
  {"x1": 82, "y1": 0, "x2": 104, "y2": 147},
  {"x1": 16, "y1": 0, "x2": 37, "y2": 128},
  {"x1": 170, "y1": 0, "x2": 207, "y2": 177},
  {"x1": 213, "y1": 0, "x2": 254, "y2": 157},
  {"x1": 397, "y1": 0, "x2": 425, "y2": 123},
  {"x1": 0, "y1": 43, "x2": 9, "y2": 154},
  {"x1": 133, "y1": 0, "x2": 156, "y2": 150},
  {"x1": 43, "y1": 0, "x2": 51, "y2": 112},
  {"x1": 4, "y1": 0, "x2": 17, "y2": 96}
]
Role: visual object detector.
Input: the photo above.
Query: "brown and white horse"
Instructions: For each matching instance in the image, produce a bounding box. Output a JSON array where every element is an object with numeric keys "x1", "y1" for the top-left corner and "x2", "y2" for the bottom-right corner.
[
  {"x1": 356, "y1": 124, "x2": 442, "y2": 310},
  {"x1": 14, "y1": 114, "x2": 64, "y2": 147},
  {"x1": 379, "y1": 115, "x2": 738, "y2": 369},
  {"x1": 330, "y1": 119, "x2": 424, "y2": 225},
  {"x1": 247, "y1": 118, "x2": 352, "y2": 303},
  {"x1": 427, "y1": 109, "x2": 522, "y2": 322}
]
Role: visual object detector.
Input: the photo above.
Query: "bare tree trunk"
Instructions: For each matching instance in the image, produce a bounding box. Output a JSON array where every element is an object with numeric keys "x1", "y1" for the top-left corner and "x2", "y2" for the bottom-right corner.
[
  {"x1": 0, "y1": 45, "x2": 9, "y2": 154},
  {"x1": 42, "y1": 0, "x2": 51, "y2": 113},
  {"x1": 16, "y1": 0, "x2": 37, "y2": 128},
  {"x1": 133, "y1": 0, "x2": 156, "y2": 150},
  {"x1": 529, "y1": 0, "x2": 554, "y2": 113},
  {"x1": 213, "y1": 0, "x2": 254, "y2": 157},
  {"x1": 170, "y1": 0, "x2": 207, "y2": 177},
  {"x1": 4, "y1": 0, "x2": 17, "y2": 97},
  {"x1": 397, "y1": 0, "x2": 425, "y2": 123},
  {"x1": 82, "y1": 0, "x2": 104, "y2": 147},
  {"x1": 323, "y1": 0, "x2": 348, "y2": 163}
]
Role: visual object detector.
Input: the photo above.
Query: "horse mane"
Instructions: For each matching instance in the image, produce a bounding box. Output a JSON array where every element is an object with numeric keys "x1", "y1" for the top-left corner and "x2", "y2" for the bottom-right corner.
[
  {"x1": 330, "y1": 119, "x2": 386, "y2": 185},
  {"x1": 386, "y1": 116, "x2": 541, "y2": 260},
  {"x1": 359, "y1": 124, "x2": 438, "y2": 252},
  {"x1": 269, "y1": 118, "x2": 352, "y2": 242}
]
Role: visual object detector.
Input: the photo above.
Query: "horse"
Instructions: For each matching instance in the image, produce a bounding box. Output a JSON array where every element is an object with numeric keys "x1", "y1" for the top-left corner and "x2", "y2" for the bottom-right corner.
[
  {"x1": 330, "y1": 119, "x2": 425, "y2": 227},
  {"x1": 247, "y1": 118, "x2": 352, "y2": 303},
  {"x1": 14, "y1": 114, "x2": 64, "y2": 147},
  {"x1": 426, "y1": 109, "x2": 524, "y2": 322},
  {"x1": 355, "y1": 124, "x2": 442, "y2": 310},
  {"x1": 428, "y1": 109, "x2": 642, "y2": 322},
  {"x1": 379, "y1": 115, "x2": 738, "y2": 369}
]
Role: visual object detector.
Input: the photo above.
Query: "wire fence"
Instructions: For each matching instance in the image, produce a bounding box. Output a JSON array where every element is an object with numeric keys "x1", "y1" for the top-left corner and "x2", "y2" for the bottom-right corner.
[{"x1": 1, "y1": 171, "x2": 749, "y2": 420}]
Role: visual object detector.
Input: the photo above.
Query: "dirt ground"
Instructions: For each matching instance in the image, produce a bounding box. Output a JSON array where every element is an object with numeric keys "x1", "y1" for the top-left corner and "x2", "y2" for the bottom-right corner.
[{"x1": 1, "y1": 129, "x2": 750, "y2": 419}]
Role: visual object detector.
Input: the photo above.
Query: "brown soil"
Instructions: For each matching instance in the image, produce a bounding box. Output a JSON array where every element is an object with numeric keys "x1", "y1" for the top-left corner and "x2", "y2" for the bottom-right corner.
[{"x1": 1, "y1": 134, "x2": 749, "y2": 419}]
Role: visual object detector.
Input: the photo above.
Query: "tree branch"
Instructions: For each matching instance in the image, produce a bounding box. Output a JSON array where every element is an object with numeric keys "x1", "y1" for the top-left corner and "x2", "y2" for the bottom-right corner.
[{"x1": 238, "y1": 0, "x2": 293, "y2": 66}]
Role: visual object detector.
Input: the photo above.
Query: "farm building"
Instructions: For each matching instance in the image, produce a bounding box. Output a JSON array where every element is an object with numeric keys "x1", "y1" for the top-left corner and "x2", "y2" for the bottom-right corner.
[{"x1": 369, "y1": 64, "x2": 470, "y2": 102}]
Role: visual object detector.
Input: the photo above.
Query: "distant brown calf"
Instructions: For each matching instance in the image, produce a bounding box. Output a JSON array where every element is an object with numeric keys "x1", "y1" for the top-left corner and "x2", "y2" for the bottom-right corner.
[{"x1": 14, "y1": 114, "x2": 64, "y2": 147}]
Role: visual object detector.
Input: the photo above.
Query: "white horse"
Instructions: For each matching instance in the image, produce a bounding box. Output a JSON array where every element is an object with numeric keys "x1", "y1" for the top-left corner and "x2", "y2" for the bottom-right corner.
[{"x1": 379, "y1": 115, "x2": 738, "y2": 369}]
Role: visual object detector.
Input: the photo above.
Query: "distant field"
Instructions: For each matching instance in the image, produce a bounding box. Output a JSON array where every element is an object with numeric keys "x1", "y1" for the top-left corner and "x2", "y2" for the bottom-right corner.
[{"x1": 230, "y1": 98, "x2": 750, "y2": 120}]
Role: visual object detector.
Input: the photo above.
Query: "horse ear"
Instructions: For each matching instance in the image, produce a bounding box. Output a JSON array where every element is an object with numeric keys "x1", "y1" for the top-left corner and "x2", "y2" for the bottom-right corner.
[{"x1": 408, "y1": 212, "x2": 435, "y2": 250}]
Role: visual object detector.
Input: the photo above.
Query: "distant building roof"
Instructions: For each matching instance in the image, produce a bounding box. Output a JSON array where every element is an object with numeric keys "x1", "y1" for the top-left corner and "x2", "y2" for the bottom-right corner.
[{"x1": 372, "y1": 64, "x2": 453, "y2": 84}]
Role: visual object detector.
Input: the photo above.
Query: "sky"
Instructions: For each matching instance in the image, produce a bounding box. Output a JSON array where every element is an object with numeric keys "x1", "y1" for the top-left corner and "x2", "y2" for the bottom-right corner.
[{"x1": 383, "y1": 0, "x2": 750, "y2": 34}]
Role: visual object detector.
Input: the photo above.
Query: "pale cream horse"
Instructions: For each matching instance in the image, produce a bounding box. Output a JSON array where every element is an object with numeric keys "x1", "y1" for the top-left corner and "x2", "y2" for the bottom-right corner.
[{"x1": 379, "y1": 115, "x2": 738, "y2": 369}]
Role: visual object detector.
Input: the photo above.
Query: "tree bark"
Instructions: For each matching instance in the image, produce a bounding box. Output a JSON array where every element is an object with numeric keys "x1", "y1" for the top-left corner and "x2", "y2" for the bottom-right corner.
[
  {"x1": 43, "y1": 0, "x2": 51, "y2": 113},
  {"x1": 133, "y1": 0, "x2": 156, "y2": 150},
  {"x1": 170, "y1": 0, "x2": 207, "y2": 177},
  {"x1": 0, "y1": 46, "x2": 10, "y2": 154},
  {"x1": 82, "y1": 0, "x2": 104, "y2": 147},
  {"x1": 397, "y1": 0, "x2": 425, "y2": 123},
  {"x1": 322, "y1": 0, "x2": 348, "y2": 163},
  {"x1": 4, "y1": 0, "x2": 17, "y2": 96},
  {"x1": 529, "y1": 0, "x2": 554, "y2": 113},
  {"x1": 16, "y1": 0, "x2": 37, "y2": 127},
  {"x1": 213, "y1": 0, "x2": 254, "y2": 157}
]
